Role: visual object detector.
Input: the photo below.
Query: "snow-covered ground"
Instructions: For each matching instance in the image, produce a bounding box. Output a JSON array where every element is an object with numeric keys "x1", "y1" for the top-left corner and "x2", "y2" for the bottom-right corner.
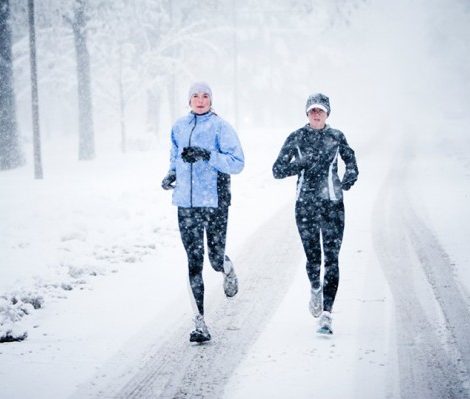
[
  {"x1": 0, "y1": 127, "x2": 299, "y2": 398},
  {"x1": 2, "y1": 115, "x2": 469, "y2": 398}
]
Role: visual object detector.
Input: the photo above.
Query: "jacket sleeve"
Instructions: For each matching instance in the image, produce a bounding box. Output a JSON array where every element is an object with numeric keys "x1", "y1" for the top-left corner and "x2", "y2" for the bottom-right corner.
[
  {"x1": 338, "y1": 133, "x2": 359, "y2": 190},
  {"x1": 272, "y1": 134, "x2": 303, "y2": 179},
  {"x1": 208, "y1": 121, "x2": 245, "y2": 174}
]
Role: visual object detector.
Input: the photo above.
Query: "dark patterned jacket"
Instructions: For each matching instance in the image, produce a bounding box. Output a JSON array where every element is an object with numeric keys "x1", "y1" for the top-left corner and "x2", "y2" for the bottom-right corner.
[{"x1": 272, "y1": 124, "x2": 358, "y2": 203}]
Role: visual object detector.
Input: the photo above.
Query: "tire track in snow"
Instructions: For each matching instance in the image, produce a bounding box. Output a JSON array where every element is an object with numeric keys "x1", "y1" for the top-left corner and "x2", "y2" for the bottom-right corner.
[
  {"x1": 72, "y1": 203, "x2": 303, "y2": 398},
  {"x1": 405, "y1": 203, "x2": 470, "y2": 375},
  {"x1": 373, "y1": 165, "x2": 470, "y2": 398}
]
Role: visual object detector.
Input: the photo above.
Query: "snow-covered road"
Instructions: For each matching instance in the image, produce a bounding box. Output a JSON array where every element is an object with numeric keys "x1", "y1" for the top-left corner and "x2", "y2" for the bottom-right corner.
[
  {"x1": 2, "y1": 123, "x2": 470, "y2": 399},
  {"x1": 71, "y1": 203, "x2": 303, "y2": 398},
  {"x1": 373, "y1": 136, "x2": 470, "y2": 398}
]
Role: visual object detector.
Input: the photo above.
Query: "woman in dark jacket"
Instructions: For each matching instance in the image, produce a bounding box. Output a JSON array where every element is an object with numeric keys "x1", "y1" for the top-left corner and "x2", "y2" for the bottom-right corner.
[
  {"x1": 272, "y1": 93, "x2": 358, "y2": 335},
  {"x1": 161, "y1": 82, "x2": 244, "y2": 343}
]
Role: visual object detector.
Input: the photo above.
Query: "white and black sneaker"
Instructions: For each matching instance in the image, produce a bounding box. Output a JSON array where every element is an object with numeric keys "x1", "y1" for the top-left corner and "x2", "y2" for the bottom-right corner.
[
  {"x1": 317, "y1": 311, "x2": 333, "y2": 335},
  {"x1": 190, "y1": 314, "x2": 211, "y2": 343},
  {"x1": 223, "y1": 255, "x2": 238, "y2": 298},
  {"x1": 309, "y1": 286, "x2": 323, "y2": 318}
]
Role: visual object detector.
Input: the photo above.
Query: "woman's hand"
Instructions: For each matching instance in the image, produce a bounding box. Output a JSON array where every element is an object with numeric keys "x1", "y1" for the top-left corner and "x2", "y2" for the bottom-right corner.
[
  {"x1": 161, "y1": 170, "x2": 176, "y2": 190},
  {"x1": 181, "y1": 146, "x2": 211, "y2": 163}
]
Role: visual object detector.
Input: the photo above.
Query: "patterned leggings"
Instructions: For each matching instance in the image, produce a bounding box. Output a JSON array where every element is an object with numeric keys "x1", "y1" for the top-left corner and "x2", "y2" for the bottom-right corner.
[
  {"x1": 178, "y1": 206, "x2": 228, "y2": 315},
  {"x1": 295, "y1": 199, "x2": 345, "y2": 312}
]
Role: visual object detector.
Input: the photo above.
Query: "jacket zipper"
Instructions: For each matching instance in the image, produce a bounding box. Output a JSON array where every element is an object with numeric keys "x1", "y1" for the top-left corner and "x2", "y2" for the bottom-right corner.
[{"x1": 188, "y1": 115, "x2": 197, "y2": 207}]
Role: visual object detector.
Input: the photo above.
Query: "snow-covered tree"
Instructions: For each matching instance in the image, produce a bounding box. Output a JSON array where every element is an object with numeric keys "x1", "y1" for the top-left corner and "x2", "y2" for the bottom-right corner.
[
  {"x1": 0, "y1": 0, "x2": 22, "y2": 170},
  {"x1": 90, "y1": 0, "x2": 224, "y2": 148},
  {"x1": 27, "y1": 0, "x2": 43, "y2": 179},
  {"x1": 67, "y1": 0, "x2": 95, "y2": 160},
  {"x1": 5, "y1": 0, "x2": 368, "y2": 161}
]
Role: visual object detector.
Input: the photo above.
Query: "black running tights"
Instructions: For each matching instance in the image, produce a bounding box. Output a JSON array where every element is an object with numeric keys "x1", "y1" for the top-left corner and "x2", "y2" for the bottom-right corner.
[
  {"x1": 295, "y1": 199, "x2": 345, "y2": 312},
  {"x1": 178, "y1": 206, "x2": 228, "y2": 315}
]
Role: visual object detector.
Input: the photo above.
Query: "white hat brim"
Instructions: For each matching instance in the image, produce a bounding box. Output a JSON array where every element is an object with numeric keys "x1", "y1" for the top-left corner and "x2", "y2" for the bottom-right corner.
[{"x1": 306, "y1": 104, "x2": 328, "y2": 114}]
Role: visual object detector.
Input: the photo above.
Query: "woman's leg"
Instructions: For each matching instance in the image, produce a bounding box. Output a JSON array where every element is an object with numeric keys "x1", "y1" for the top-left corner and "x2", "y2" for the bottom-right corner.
[
  {"x1": 206, "y1": 206, "x2": 229, "y2": 272},
  {"x1": 296, "y1": 202, "x2": 322, "y2": 289},
  {"x1": 178, "y1": 207, "x2": 205, "y2": 315},
  {"x1": 321, "y1": 201, "x2": 345, "y2": 312}
]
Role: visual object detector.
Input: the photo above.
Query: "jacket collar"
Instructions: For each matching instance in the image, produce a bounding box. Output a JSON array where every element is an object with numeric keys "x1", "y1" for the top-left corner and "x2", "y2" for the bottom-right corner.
[
  {"x1": 187, "y1": 110, "x2": 214, "y2": 123},
  {"x1": 304, "y1": 123, "x2": 329, "y2": 134}
]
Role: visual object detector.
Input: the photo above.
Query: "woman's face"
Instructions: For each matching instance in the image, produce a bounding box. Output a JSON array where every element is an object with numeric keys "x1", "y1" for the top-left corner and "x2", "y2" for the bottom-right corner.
[
  {"x1": 190, "y1": 92, "x2": 211, "y2": 114},
  {"x1": 307, "y1": 108, "x2": 327, "y2": 129}
]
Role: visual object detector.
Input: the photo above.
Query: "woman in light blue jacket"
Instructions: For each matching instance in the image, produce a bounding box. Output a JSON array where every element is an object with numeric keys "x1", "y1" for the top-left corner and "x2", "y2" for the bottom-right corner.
[{"x1": 161, "y1": 82, "x2": 244, "y2": 343}]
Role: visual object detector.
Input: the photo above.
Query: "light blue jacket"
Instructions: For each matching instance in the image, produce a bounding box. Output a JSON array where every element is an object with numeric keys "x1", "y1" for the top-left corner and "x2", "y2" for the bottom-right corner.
[{"x1": 168, "y1": 111, "x2": 244, "y2": 208}]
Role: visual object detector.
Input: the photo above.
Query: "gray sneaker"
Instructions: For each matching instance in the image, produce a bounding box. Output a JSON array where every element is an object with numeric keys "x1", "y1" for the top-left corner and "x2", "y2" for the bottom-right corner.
[
  {"x1": 190, "y1": 314, "x2": 211, "y2": 343},
  {"x1": 309, "y1": 286, "x2": 323, "y2": 318},
  {"x1": 223, "y1": 255, "x2": 238, "y2": 298},
  {"x1": 317, "y1": 311, "x2": 333, "y2": 335}
]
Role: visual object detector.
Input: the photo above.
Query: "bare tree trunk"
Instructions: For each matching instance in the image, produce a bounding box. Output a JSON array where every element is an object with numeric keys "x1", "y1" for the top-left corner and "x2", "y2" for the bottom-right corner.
[
  {"x1": 167, "y1": 0, "x2": 177, "y2": 123},
  {"x1": 28, "y1": 0, "x2": 43, "y2": 179},
  {"x1": 72, "y1": 0, "x2": 94, "y2": 160},
  {"x1": 147, "y1": 89, "x2": 161, "y2": 137},
  {"x1": 0, "y1": 0, "x2": 22, "y2": 170},
  {"x1": 232, "y1": 0, "x2": 239, "y2": 129},
  {"x1": 117, "y1": 44, "x2": 126, "y2": 153},
  {"x1": 167, "y1": 71, "x2": 177, "y2": 123}
]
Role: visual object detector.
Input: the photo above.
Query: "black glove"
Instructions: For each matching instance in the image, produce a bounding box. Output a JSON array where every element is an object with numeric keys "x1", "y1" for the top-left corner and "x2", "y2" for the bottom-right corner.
[
  {"x1": 181, "y1": 146, "x2": 211, "y2": 163},
  {"x1": 341, "y1": 169, "x2": 358, "y2": 191},
  {"x1": 342, "y1": 180, "x2": 353, "y2": 191},
  {"x1": 161, "y1": 170, "x2": 176, "y2": 190}
]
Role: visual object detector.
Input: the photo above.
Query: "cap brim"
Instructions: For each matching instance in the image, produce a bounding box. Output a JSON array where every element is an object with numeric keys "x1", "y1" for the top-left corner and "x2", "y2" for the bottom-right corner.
[{"x1": 306, "y1": 104, "x2": 328, "y2": 114}]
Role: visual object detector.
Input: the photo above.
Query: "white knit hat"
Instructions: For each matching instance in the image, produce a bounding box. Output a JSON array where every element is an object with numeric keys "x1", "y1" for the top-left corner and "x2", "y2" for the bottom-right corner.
[{"x1": 188, "y1": 82, "x2": 212, "y2": 103}]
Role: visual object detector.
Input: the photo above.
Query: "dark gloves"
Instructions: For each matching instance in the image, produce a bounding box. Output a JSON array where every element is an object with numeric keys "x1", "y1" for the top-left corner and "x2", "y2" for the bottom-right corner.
[
  {"x1": 341, "y1": 168, "x2": 358, "y2": 191},
  {"x1": 161, "y1": 170, "x2": 176, "y2": 190},
  {"x1": 341, "y1": 180, "x2": 353, "y2": 191},
  {"x1": 181, "y1": 146, "x2": 211, "y2": 163}
]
